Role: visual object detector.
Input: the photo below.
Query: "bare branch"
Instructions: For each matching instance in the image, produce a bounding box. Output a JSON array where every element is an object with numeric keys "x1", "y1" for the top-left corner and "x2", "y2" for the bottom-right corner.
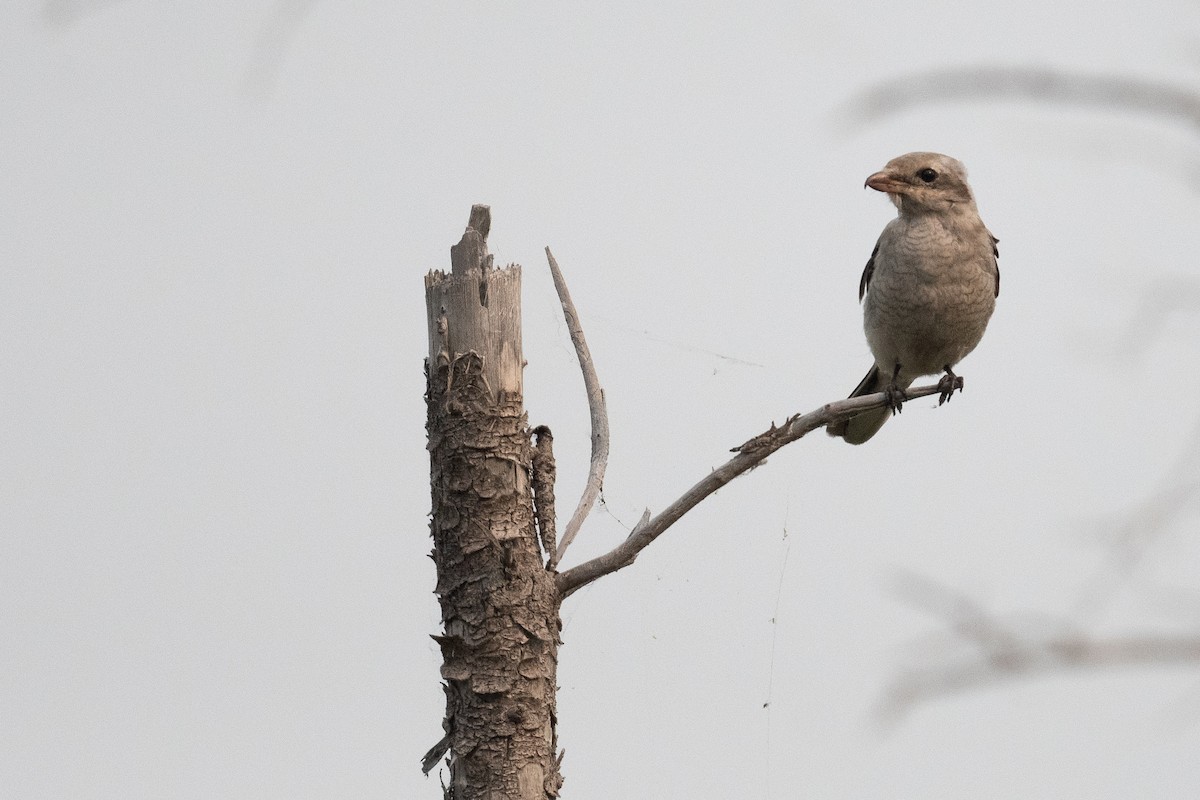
[
  {"x1": 841, "y1": 66, "x2": 1200, "y2": 139},
  {"x1": 545, "y1": 248, "x2": 610, "y2": 566},
  {"x1": 880, "y1": 574, "x2": 1200, "y2": 723},
  {"x1": 556, "y1": 382, "x2": 948, "y2": 598},
  {"x1": 882, "y1": 631, "x2": 1200, "y2": 724}
]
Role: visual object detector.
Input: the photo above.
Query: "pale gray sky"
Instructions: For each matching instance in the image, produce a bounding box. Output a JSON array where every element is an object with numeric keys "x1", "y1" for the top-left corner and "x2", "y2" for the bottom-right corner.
[{"x1": 3, "y1": 2, "x2": 1200, "y2": 798}]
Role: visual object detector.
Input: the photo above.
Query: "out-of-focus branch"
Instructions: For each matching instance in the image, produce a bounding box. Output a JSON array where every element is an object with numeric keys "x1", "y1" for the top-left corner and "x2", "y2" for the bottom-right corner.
[
  {"x1": 1103, "y1": 277, "x2": 1200, "y2": 365},
  {"x1": 1073, "y1": 480, "x2": 1200, "y2": 619},
  {"x1": 243, "y1": 0, "x2": 321, "y2": 99},
  {"x1": 842, "y1": 66, "x2": 1200, "y2": 139},
  {"x1": 556, "y1": 382, "x2": 950, "y2": 598},
  {"x1": 880, "y1": 575, "x2": 1200, "y2": 724},
  {"x1": 1071, "y1": 411, "x2": 1200, "y2": 620},
  {"x1": 42, "y1": 0, "x2": 128, "y2": 25},
  {"x1": 884, "y1": 631, "x2": 1200, "y2": 724}
]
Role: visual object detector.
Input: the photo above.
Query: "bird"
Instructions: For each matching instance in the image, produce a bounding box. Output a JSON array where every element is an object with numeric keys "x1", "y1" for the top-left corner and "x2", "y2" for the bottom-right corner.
[{"x1": 827, "y1": 152, "x2": 1000, "y2": 445}]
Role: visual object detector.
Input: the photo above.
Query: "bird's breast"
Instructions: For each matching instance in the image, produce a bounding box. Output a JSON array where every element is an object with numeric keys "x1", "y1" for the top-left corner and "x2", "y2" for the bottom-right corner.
[{"x1": 863, "y1": 214, "x2": 996, "y2": 378}]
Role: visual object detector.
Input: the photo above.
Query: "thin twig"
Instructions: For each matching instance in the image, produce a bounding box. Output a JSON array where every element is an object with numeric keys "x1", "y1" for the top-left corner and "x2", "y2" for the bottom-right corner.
[
  {"x1": 556, "y1": 382, "x2": 948, "y2": 598},
  {"x1": 545, "y1": 248, "x2": 610, "y2": 566}
]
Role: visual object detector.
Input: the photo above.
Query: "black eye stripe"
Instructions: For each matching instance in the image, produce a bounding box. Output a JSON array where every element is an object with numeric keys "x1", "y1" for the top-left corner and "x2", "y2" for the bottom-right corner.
[{"x1": 917, "y1": 168, "x2": 938, "y2": 183}]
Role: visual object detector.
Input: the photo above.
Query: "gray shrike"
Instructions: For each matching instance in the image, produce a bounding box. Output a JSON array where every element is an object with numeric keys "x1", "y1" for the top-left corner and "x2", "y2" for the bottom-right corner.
[{"x1": 827, "y1": 152, "x2": 1000, "y2": 444}]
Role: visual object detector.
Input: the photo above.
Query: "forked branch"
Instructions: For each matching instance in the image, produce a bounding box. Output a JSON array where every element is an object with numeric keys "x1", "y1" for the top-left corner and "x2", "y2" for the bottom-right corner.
[{"x1": 555, "y1": 382, "x2": 949, "y2": 598}]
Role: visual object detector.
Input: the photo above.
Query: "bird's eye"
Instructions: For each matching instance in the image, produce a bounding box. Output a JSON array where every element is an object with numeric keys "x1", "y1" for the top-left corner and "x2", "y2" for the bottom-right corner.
[{"x1": 917, "y1": 168, "x2": 938, "y2": 183}]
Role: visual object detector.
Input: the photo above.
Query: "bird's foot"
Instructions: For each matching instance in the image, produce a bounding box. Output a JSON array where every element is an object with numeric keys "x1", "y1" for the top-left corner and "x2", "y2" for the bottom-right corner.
[
  {"x1": 884, "y1": 382, "x2": 908, "y2": 414},
  {"x1": 883, "y1": 362, "x2": 908, "y2": 414},
  {"x1": 937, "y1": 366, "x2": 964, "y2": 406}
]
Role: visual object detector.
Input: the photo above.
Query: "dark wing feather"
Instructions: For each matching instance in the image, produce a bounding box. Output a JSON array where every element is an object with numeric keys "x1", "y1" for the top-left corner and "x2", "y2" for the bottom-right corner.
[
  {"x1": 859, "y1": 239, "x2": 880, "y2": 301},
  {"x1": 990, "y1": 234, "x2": 1000, "y2": 297}
]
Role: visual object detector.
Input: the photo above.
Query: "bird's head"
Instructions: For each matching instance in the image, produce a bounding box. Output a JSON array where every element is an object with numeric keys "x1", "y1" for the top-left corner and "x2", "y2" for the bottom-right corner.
[{"x1": 865, "y1": 152, "x2": 974, "y2": 215}]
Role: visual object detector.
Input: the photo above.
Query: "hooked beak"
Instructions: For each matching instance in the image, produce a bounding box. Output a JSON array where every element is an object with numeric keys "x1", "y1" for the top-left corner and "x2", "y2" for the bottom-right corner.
[{"x1": 865, "y1": 171, "x2": 907, "y2": 195}]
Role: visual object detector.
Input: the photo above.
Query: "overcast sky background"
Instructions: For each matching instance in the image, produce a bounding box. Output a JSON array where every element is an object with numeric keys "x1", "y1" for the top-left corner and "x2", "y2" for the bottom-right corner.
[{"x1": 4, "y1": 2, "x2": 1200, "y2": 798}]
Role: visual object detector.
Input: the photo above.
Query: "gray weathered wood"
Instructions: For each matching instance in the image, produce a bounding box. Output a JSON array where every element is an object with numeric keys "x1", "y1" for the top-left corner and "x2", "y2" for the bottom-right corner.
[
  {"x1": 543, "y1": 248, "x2": 608, "y2": 568},
  {"x1": 427, "y1": 205, "x2": 523, "y2": 403},
  {"x1": 424, "y1": 206, "x2": 562, "y2": 800}
]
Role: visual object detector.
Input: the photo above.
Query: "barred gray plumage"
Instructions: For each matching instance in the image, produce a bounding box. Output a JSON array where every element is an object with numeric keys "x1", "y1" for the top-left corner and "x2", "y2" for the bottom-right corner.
[{"x1": 828, "y1": 152, "x2": 1000, "y2": 444}]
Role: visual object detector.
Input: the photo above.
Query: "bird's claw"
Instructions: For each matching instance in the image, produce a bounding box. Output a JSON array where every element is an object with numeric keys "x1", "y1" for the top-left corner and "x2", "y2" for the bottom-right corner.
[
  {"x1": 884, "y1": 383, "x2": 908, "y2": 414},
  {"x1": 937, "y1": 369, "x2": 964, "y2": 406}
]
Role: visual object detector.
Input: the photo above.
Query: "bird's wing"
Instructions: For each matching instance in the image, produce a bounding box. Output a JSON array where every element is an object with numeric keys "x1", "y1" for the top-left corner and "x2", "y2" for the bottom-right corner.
[
  {"x1": 990, "y1": 233, "x2": 1000, "y2": 298},
  {"x1": 859, "y1": 238, "x2": 881, "y2": 301}
]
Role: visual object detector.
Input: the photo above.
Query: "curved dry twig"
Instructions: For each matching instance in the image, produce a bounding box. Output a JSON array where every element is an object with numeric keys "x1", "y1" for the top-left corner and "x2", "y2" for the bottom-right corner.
[
  {"x1": 556, "y1": 381, "x2": 950, "y2": 598},
  {"x1": 545, "y1": 248, "x2": 610, "y2": 568},
  {"x1": 842, "y1": 66, "x2": 1200, "y2": 138}
]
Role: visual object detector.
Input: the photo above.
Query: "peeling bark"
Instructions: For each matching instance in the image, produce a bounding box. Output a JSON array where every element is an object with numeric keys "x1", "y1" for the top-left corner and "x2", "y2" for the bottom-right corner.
[
  {"x1": 530, "y1": 426, "x2": 557, "y2": 568},
  {"x1": 424, "y1": 206, "x2": 562, "y2": 799}
]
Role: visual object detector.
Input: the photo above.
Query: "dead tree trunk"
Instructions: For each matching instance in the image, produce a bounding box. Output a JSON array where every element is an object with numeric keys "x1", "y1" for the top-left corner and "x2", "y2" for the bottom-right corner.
[
  {"x1": 420, "y1": 205, "x2": 933, "y2": 796},
  {"x1": 424, "y1": 206, "x2": 563, "y2": 800}
]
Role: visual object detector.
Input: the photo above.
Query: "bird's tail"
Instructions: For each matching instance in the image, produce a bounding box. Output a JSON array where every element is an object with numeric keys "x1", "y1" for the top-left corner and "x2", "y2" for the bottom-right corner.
[{"x1": 826, "y1": 365, "x2": 911, "y2": 445}]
